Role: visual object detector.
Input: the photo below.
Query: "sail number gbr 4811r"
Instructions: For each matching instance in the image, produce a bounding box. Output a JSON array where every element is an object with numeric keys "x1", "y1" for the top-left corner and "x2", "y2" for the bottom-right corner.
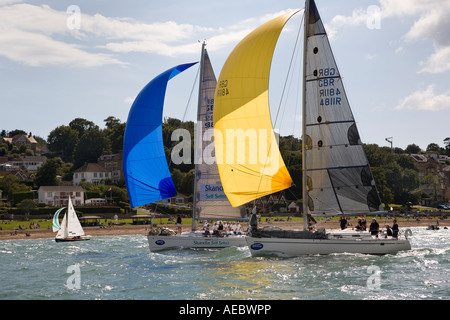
[{"x1": 216, "y1": 80, "x2": 229, "y2": 97}]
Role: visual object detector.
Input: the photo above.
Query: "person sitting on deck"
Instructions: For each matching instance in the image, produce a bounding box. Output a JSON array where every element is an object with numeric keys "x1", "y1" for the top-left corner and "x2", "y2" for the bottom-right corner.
[
  {"x1": 203, "y1": 221, "x2": 210, "y2": 236},
  {"x1": 385, "y1": 225, "x2": 393, "y2": 237}
]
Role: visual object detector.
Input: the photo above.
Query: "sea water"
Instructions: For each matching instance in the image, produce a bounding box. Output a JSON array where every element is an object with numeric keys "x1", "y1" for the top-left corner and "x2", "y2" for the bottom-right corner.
[{"x1": 0, "y1": 227, "x2": 448, "y2": 300}]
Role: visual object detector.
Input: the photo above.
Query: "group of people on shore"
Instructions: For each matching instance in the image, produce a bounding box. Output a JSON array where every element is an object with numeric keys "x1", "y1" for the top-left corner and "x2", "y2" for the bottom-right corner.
[{"x1": 339, "y1": 215, "x2": 400, "y2": 239}]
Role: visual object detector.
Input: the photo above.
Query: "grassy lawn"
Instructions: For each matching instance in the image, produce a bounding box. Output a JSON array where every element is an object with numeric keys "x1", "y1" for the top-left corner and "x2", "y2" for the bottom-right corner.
[{"x1": 0, "y1": 217, "x2": 193, "y2": 231}]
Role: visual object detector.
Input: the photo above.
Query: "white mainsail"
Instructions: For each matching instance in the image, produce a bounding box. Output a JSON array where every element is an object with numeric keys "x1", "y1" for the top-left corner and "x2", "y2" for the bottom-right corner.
[{"x1": 302, "y1": 0, "x2": 383, "y2": 217}]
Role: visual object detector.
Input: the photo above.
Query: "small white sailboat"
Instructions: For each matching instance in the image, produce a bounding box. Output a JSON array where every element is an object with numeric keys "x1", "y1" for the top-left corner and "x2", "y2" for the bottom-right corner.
[
  {"x1": 123, "y1": 43, "x2": 247, "y2": 252},
  {"x1": 52, "y1": 196, "x2": 91, "y2": 242},
  {"x1": 213, "y1": 0, "x2": 411, "y2": 256}
]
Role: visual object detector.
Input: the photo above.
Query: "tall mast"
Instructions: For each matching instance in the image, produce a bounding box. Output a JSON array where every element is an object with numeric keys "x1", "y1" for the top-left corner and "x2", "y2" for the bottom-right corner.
[
  {"x1": 192, "y1": 42, "x2": 206, "y2": 231},
  {"x1": 302, "y1": 0, "x2": 310, "y2": 231}
]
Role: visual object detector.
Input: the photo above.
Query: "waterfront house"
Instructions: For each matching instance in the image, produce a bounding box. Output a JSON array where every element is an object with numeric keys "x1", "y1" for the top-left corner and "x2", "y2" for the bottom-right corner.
[{"x1": 38, "y1": 186, "x2": 85, "y2": 207}]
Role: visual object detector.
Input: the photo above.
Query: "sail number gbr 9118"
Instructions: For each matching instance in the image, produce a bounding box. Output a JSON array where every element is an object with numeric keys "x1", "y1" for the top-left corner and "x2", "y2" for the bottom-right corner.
[{"x1": 216, "y1": 80, "x2": 229, "y2": 97}]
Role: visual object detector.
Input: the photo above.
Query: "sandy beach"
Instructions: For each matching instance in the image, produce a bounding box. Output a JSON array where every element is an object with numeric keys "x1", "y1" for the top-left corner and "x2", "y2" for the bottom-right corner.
[{"x1": 0, "y1": 217, "x2": 447, "y2": 241}]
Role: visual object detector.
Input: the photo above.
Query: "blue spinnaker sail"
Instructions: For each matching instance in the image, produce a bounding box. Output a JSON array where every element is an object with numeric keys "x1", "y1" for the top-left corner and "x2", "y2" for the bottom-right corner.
[{"x1": 123, "y1": 62, "x2": 198, "y2": 208}]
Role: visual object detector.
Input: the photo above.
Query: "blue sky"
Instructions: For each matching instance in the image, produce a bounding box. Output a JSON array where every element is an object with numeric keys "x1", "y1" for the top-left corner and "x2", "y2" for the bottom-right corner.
[{"x1": 1, "y1": 0, "x2": 449, "y2": 151}]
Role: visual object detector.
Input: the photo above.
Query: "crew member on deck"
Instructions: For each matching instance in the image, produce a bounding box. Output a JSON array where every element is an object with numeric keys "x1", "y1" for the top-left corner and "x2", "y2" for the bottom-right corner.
[
  {"x1": 392, "y1": 219, "x2": 399, "y2": 239},
  {"x1": 249, "y1": 206, "x2": 258, "y2": 233},
  {"x1": 369, "y1": 218, "x2": 379, "y2": 237}
]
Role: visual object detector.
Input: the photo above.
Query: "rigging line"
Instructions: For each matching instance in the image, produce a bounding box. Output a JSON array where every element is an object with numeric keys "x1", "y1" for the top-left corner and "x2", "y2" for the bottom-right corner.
[
  {"x1": 286, "y1": 187, "x2": 300, "y2": 201},
  {"x1": 285, "y1": 40, "x2": 303, "y2": 170},
  {"x1": 254, "y1": 11, "x2": 304, "y2": 197},
  {"x1": 181, "y1": 62, "x2": 201, "y2": 123},
  {"x1": 167, "y1": 63, "x2": 201, "y2": 171},
  {"x1": 279, "y1": 26, "x2": 302, "y2": 169},
  {"x1": 273, "y1": 11, "x2": 304, "y2": 129}
]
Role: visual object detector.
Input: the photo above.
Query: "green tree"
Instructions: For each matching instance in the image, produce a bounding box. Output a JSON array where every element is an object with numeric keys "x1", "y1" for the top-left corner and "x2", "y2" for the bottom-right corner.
[
  {"x1": 8, "y1": 129, "x2": 27, "y2": 136},
  {"x1": 35, "y1": 158, "x2": 61, "y2": 187},
  {"x1": 405, "y1": 144, "x2": 421, "y2": 154},
  {"x1": 0, "y1": 174, "x2": 32, "y2": 202},
  {"x1": 170, "y1": 168, "x2": 185, "y2": 192},
  {"x1": 364, "y1": 144, "x2": 419, "y2": 205},
  {"x1": 444, "y1": 137, "x2": 450, "y2": 156},
  {"x1": 47, "y1": 125, "x2": 79, "y2": 162},
  {"x1": 69, "y1": 118, "x2": 97, "y2": 139},
  {"x1": 17, "y1": 199, "x2": 37, "y2": 218},
  {"x1": 426, "y1": 143, "x2": 440, "y2": 153},
  {"x1": 371, "y1": 166, "x2": 393, "y2": 208},
  {"x1": 73, "y1": 127, "x2": 109, "y2": 168},
  {"x1": 104, "y1": 117, "x2": 125, "y2": 154},
  {"x1": 180, "y1": 169, "x2": 195, "y2": 196},
  {"x1": 104, "y1": 116, "x2": 121, "y2": 130}
]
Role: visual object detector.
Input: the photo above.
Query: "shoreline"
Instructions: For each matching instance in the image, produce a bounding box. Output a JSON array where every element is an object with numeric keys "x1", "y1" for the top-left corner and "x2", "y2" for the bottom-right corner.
[{"x1": 0, "y1": 218, "x2": 447, "y2": 241}]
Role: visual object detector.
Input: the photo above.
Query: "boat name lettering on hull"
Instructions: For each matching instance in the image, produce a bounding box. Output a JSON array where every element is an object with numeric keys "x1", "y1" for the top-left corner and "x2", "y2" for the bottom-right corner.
[{"x1": 193, "y1": 240, "x2": 230, "y2": 246}]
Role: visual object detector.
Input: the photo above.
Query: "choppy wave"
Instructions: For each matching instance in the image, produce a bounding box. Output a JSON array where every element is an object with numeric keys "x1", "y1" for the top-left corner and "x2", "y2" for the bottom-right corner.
[{"x1": 0, "y1": 228, "x2": 448, "y2": 300}]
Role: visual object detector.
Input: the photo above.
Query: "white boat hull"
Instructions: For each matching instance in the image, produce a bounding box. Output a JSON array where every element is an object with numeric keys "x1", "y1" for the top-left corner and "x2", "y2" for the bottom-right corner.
[
  {"x1": 246, "y1": 235, "x2": 411, "y2": 257},
  {"x1": 55, "y1": 235, "x2": 91, "y2": 242},
  {"x1": 147, "y1": 231, "x2": 247, "y2": 252}
]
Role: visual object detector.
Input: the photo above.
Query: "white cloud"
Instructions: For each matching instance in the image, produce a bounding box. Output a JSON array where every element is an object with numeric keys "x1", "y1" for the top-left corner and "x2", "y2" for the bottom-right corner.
[
  {"x1": 395, "y1": 85, "x2": 450, "y2": 111},
  {"x1": 0, "y1": 3, "x2": 297, "y2": 67},
  {"x1": 123, "y1": 96, "x2": 136, "y2": 105},
  {"x1": 0, "y1": 29, "x2": 124, "y2": 67},
  {"x1": 326, "y1": 0, "x2": 450, "y2": 74},
  {"x1": 419, "y1": 46, "x2": 450, "y2": 74},
  {"x1": 326, "y1": 8, "x2": 372, "y2": 40},
  {"x1": 0, "y1": 3, "x2": 126, "y2": 67}
]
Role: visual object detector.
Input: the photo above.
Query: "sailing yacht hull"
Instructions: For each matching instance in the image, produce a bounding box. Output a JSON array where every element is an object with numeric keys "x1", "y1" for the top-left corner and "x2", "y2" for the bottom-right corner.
[
  {"x1": 55, "y1": 236, "x2": 91, "y2": 242},
  {"x1": 246, "y1": 236, "x2": 411, "y2": 257},
  {"x1": 147, "y1": 231, "x2": 247, "y2": 252}
]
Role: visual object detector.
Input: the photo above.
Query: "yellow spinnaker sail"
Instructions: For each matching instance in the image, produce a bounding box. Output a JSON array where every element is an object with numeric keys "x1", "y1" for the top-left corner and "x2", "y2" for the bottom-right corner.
[{"x1": 213, "y1": 11, "x2": 297, "y2": 207}]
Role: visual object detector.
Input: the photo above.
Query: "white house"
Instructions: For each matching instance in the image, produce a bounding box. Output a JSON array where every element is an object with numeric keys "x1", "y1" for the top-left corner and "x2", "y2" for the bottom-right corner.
[
  {"x1": 73, "y1": 163, "x2": 111, "y2": 186},
  {"x1": 38, "y1": 186, "x2": 85, "y2": 207},
  {"x1": 288, "y1": 201, "x2": 299, "y2": 213},
  {"x1": 5, "y1": 156, "x2": 47, "y2": 171}
]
